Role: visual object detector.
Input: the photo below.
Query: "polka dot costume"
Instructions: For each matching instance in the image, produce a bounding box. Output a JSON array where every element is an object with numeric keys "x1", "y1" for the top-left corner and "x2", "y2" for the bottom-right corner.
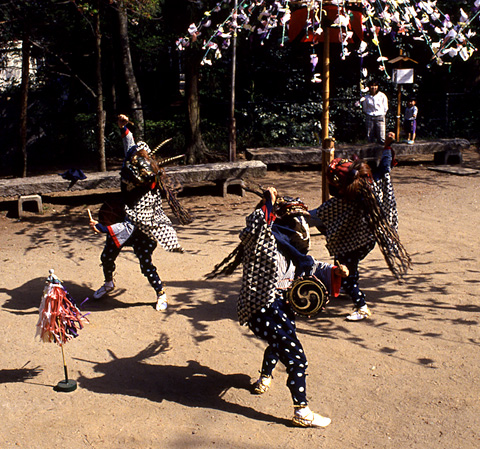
[
  {"x1": 100, "y1": 229, "x2": 163, "y2": 294},
  {"x1": 248, "y1": 294, "x2": 308, "y2": 406},
  {"x1": 337, "y1": 244, "x2": 374, "y2": 309},
  {"x1": 237, "y1": 201, "x2": 334, "y2": 407}
]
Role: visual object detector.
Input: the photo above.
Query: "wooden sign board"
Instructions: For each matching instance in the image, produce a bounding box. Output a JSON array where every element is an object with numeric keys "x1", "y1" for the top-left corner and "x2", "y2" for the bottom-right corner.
[{"x1": 393, "y1": 68, "x2": 414, "y2": 84}]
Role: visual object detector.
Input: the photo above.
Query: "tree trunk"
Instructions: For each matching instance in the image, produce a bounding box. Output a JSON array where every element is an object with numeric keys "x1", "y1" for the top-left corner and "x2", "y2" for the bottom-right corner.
[
  {"x1": 116, "y1": 0, "x2": 144, "y2": 140},
  {"x1": 95, "y1": 2, "x2": 106, "y2": 172},
  {"x1": 19, "y1": 28, "x2": 30, "y2": 177},
  {"x1": 185, "y1": 50, "x2": 208, "y2": 164}
]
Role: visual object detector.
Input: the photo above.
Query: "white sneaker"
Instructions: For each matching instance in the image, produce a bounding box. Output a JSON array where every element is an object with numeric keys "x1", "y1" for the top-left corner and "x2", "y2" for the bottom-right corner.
[
  {"x1": 252, "y1": 375, "x2": 272, "y2": 394},
  {"x1": 346, "y1": 305, "x2": 372, "y2": 321},
  {"x1": 155, "y1": 290, "x2": 167, "y2": 311},
  {"x1": 292, "y1": 406, "x2": 331, "y2": 428},
  {"x1": 93, "y1": 281, "x2": 115, "y2": 299}
]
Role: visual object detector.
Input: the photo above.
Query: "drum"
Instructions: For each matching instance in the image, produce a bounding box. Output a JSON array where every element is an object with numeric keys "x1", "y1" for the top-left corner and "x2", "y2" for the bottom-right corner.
[{"x1": 286, "y1": 276, "x2": 327, "y2": 317}]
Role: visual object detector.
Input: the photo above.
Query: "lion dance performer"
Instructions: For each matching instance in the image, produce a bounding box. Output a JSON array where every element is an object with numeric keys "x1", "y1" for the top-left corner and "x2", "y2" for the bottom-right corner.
[
  {"x1": 207, "y1": 187, "x2": 349, "y2": 428},
  {"x1": 89, "y1": 115, "x2": 191, "y2": 311},
  {"x1": 309, "y1": 132, "x2": 411, "y2": 321}
]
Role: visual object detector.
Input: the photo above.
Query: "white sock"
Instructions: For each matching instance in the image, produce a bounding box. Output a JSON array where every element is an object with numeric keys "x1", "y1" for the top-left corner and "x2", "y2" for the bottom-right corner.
[{"x1": 295, "y1": 406, "x2": 311, "y2": 417}]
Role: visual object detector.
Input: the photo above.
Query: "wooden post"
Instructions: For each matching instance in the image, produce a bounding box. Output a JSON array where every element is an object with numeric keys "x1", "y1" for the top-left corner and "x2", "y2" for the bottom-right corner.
[
  {"x1": 321, "y1": 26, "x2": 334, "y2": 203},
  {"x1": 395, "y1": 49, "x2": 404, "y2": 140},
  {"x1": 19, "y1": 28, "x2": 30, "y2": 177},
  {"x1": 229, "y1": 0, "x2": 238, "y2": 162},
  {"x1": 322, "y1": 27, "x2": 330, "y2": 144},
  {"x1": 396, "y1": 84, "x2": 402, "y2": 140},
  {"x1": 388, "y1": 49, "x2": 417, "y2": 140}
]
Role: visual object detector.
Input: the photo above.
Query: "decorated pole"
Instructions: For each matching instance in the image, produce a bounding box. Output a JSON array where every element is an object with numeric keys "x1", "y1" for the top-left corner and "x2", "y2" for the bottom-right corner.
[
  {"x1": 36, "y1": 269, "x2": 89, "y2": 392},
  {"x1": 289, "y1": 1, "x2": 365, "y2": 202},
  {"x1": 321, "y1": 24, "x2": 333, "y2": 203},
  {"x1": 59, "y1": 336, "x2": 71, "y2": 387},
  {"x1": 178, "y1": 0, "x2": 479, "y2": 190}
]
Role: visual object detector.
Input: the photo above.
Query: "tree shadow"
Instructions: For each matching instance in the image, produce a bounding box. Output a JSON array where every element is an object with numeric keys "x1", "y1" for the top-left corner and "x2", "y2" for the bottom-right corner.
[
  {"x1": 76, "y1": 334, "x2": 287, "y2": 425},
  {"x1": 8, "y1": 190, "x2": 252, "y2": 258},
  {"x1": 294, "y1": 253, "x2": 480, "y2": 367},
  {"x1": 165, "y1": 278, "x2": 240, "y2": 341}
]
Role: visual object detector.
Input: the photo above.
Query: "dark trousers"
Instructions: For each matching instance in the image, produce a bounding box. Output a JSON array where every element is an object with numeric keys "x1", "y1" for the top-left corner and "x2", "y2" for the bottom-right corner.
[
  {"x1": 100, "y1": 229, "x2": 163, "y2": 294},
  {"x1": 337, "y1": 243, "x2": 374, "y2": 308},
  {"x1": 248, "y1": 295, "x2": 308, "y2": 406}
]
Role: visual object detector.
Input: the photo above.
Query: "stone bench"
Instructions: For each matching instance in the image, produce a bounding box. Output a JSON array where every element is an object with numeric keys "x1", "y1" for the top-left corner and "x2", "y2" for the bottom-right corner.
[
  {"x1": 246, "y1": 138, "x2": 470, "y2": 166},
  {"x1": 0, "y1": 160, "x2": 267, "y2": 214},
  {"x1": 166, "y1": 160, "x2": 266, "y2": 196}
]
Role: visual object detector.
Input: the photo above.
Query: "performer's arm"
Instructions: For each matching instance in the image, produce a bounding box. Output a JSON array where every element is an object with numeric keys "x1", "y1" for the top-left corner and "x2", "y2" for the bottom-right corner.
[
  {"x1": 262, "y1": 187, "x2": 277, "y2": 224},
  {"x1": 312, "y1": 260, "x2": 348, "y2": 297},
  {"x1": 382, "y1": 92, "x2": 389, "y2": 114},
  {"x1": 375, "y1": 132, "x2": 397, "y2": 178},
  {"x1": 306, "y1": 207, "x2": 326, "y2": 234},
  {"x1": 89, "y1": 217, "x2": 108, "y2": 234},
  {"x1": 118, "y1": 114, "x2": 135, "y2": 156},
  {"x1": 331, "y1": 263, "x2": 349, "y2": 297}
]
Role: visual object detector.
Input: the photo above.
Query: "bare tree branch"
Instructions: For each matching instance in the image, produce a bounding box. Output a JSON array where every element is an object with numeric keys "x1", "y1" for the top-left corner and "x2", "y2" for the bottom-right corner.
[{"x1": 30, "y1": 39, "x2": 97, "y2": 98}]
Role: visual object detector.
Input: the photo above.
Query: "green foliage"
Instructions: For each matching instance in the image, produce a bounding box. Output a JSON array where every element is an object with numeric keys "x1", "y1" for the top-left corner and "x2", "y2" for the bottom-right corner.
[
  {"x1": 123, "y1": 0, "x2": 161, "y2": 18},
  {"x1": 237, "y1": 100, "x2": 317, "y2": 148},
  {"x1": 144, "y1": 117, "x2": 186, "y2": 158},
  {"x1": 0, "y1": 0, "x2": 479, "y2": 176}
]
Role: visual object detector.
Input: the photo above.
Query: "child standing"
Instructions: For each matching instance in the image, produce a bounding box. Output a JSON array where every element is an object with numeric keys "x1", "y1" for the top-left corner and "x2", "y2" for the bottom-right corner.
[{"x1": 404, "y1": 98, "x2": 418, "y2": 144}]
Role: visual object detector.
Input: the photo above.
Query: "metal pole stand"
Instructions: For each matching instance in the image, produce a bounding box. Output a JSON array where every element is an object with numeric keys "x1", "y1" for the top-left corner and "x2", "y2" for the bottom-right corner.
[{"x1": 54, "y1": 344, "x2": 77, "y2": 392}]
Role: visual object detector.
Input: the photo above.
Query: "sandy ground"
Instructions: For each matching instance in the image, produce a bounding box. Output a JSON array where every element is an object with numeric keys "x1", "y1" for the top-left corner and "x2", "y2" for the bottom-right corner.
[{"x1": 1, "y1": 148, "x2": 479, "y2": 449}]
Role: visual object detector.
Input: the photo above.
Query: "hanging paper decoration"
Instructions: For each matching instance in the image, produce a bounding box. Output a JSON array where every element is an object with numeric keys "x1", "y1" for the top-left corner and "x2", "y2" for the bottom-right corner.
[
  {"x1": 36, "y1": 270, "x2": 89, "y2": 346},
  {"x1": 310, "y1": 52, "x2": 322, "y2": 82},
  {"x1": 177, "y1": 1, "x2": 479, "y2": 68},
  {"x1": 289, "y1": 2, "x2": 363, "y2": 46}
]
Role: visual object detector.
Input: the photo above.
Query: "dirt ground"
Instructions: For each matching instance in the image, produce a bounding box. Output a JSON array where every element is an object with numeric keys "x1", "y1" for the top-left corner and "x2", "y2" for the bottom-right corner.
[{"x1": 1, "y1": 148, "x2": 479, "y2": 449}]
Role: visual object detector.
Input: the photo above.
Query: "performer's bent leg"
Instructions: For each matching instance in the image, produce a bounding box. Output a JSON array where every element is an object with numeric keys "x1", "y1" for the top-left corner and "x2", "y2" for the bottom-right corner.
[
  {"x1": 131, "y1": 231, "x2": 164, "y2": 294},
  {"x1": 338, "y1": 245, "x2": 373, "y2": 309},
  {"x1": 258, "y1": 345, "x2": 279, "y2": 378},
  {"x1": 339, "y1": 257, "x2": 365, "y2": 308},
  {"x1": 100, "y1": 235, "x2": 122, "y2": 282},
  {"x1": 249, "y1": 298, "x2": 308, "y2": 406}
]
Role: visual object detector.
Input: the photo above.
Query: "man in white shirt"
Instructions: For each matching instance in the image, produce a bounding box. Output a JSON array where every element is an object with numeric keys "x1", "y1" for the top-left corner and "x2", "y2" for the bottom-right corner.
[{"x1": 362, "y1": 81, "x2": 388, "y2": 144}]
